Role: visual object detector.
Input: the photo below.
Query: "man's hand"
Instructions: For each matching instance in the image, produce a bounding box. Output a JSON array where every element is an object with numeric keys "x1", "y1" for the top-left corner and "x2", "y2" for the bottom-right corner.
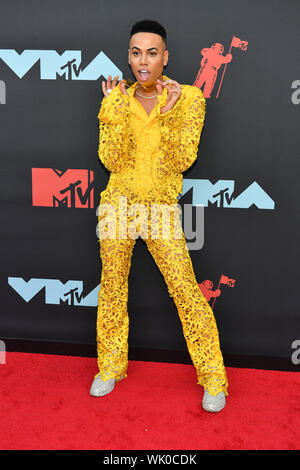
[
  {"x1": 155, "y1": 79, "x2": 181, "y2": 113},
  {"x1": 102, "y1": 75, "x2": 129, "y2": 97}
]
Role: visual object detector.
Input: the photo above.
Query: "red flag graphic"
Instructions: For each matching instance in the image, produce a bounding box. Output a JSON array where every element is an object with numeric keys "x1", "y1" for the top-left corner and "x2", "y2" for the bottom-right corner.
[
  {"x1": 220, "y1": 274, "x2": 235, "y2": 287},
  {"x1": 231, "y1": 36, "x2": 248, "y2": 51}
]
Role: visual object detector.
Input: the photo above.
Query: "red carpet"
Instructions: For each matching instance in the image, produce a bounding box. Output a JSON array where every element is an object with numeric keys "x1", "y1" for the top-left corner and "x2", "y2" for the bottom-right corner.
[{"x1": 0, "y1": 351, "x2": 299, "y2": 450}]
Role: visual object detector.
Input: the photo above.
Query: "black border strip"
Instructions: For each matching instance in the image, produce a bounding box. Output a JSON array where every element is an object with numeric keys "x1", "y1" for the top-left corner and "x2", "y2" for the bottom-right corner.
[{"x1": 2, "y1": 338, "x2": 299, "y2": 372}]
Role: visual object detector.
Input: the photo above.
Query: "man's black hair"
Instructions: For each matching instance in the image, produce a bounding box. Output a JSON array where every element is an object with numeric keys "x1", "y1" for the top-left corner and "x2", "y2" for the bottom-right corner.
[{"x1": 130, "y1": 19, "x2": 167, "y2": 47}]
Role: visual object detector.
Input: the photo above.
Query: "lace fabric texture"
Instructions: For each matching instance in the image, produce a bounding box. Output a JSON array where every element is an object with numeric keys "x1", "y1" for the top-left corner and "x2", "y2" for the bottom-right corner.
[{"x1": 96, "y1": 76, "x2": 228, "y2": 397}]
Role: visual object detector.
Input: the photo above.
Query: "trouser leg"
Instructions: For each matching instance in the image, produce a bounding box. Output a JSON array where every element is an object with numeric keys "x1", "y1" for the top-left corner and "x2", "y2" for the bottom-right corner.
[
  {"x1": 143, "y1": 207, "x2": 228, "y2": 396},
  {"x1": 95, "y1": 198, "x2": 136, "y2": 383}
]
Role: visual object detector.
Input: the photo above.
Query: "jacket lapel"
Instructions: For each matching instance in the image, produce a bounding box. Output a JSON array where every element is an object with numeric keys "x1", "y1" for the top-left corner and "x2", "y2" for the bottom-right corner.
[{"x1": 127, "y1": 75, "x2": 171, "y2": 122}]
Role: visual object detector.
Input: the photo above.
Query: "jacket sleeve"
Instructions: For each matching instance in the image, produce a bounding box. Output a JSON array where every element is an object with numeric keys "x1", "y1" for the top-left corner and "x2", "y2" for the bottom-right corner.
[
  {"x1": 97, "y1": 85, "x2": 130, "y2": 173},
  {"x1": 157, "y1": 86, "x2": 206, "y2": 173}
]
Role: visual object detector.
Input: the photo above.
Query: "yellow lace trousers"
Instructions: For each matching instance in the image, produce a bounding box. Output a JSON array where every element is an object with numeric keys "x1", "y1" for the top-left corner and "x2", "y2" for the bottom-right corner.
[{"x1": 95, "y1": 190, "x2": 229, "y2": 397}]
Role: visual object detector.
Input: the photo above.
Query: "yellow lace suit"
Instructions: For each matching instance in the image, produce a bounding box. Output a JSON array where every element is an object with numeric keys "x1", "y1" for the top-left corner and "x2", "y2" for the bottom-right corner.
[{"x1": 95, "y1": 75, "x2": 228, "y2": 397}]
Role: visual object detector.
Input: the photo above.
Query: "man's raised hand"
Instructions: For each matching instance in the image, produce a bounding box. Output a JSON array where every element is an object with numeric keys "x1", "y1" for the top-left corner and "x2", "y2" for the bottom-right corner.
[{"x1": 102, "y1": 75, "x2": 128, "y2": 97}]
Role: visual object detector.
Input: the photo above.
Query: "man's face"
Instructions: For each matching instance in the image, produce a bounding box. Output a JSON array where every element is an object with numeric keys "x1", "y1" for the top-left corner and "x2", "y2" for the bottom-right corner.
[{"x1": 128, "y1": 32, "x2": 169, "y2": 87}]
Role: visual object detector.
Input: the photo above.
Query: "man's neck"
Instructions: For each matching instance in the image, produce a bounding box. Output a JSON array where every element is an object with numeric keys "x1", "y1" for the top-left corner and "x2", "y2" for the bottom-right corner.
[{"x1": 137, "y1": 74, "x2": 164, "y2": 95}]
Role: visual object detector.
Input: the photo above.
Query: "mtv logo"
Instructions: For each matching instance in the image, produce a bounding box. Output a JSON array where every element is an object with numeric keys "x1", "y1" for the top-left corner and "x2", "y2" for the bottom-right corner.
[
  {"x1": 8, "y1": 277, "x2": 100, "y2": 307},
  {"x1": 32, "y1": 168, "x2": 94, "y2": 208}
]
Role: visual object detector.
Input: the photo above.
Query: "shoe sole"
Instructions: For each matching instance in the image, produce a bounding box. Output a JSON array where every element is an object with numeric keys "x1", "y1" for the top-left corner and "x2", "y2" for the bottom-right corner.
[{"x1": 202, "y1": 404, "x2": 225, "y2": 412}]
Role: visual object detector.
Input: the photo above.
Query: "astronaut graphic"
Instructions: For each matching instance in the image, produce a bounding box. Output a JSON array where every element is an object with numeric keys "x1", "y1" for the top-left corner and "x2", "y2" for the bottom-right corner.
[
  {"x1": 198, "y1": 274, "x2": 236, "y2": 309},
  {"x1": 193, "y1": 43, "x2": 232, "y2": 98},
  {"x1": 198, "y1": 280, "x2": 221, "y2": 302},
  {"x1": 193, "y1": 36, "x2": 248, "y2": 98}
]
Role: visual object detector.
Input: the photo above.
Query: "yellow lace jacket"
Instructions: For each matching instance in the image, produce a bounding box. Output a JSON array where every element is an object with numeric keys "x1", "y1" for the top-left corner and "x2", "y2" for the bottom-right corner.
[{"x1": 97, "y1": 75, "x2": 206, "y2": 204}]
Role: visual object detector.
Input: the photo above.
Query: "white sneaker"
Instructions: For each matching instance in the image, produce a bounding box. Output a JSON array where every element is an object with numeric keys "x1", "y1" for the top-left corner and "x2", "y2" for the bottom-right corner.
[{"x1": 202, "y1": 389, "x2": 226, "y2": 412}]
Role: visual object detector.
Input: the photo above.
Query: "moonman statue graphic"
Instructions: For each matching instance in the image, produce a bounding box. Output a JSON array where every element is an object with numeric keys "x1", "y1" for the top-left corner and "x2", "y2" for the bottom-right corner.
[
  {"x1": 198, "y1": 280, "x2": 221, "y2": 302},
  {"x1": 193, "y1": 43, "x2": 232, "y2": 98}
]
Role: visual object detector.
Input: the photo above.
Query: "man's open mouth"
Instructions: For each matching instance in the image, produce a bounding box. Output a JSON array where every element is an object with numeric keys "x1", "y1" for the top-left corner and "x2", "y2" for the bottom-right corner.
[{"x1": 137, "y1": 70, "x2": 151, "y2": 82}]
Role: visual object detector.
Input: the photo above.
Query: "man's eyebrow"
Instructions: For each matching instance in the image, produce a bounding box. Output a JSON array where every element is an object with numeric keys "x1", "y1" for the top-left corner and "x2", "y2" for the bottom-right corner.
[{"x1": 131, "y1": 46, "x2": 159, "y2": 51}]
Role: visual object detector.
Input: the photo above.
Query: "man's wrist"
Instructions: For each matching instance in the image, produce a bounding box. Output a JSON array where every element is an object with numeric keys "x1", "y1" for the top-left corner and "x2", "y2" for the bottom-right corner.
[
  {"x1": 160, "y1": 106, "x2": 172, "y2": 114},
  {"x1": 98, "y1": 88, "x2": 129, "y2": 124}
]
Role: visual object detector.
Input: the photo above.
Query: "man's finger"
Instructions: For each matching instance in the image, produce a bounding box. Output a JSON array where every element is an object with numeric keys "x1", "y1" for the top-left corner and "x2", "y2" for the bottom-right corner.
[
  {"x1": 164, "y1": 84, "x2": 173, "y2": 93},
  {"x1": 159, "y1": 79, "x2": 172, "y2": 86},
  {"x1": 119, "y1": 80, "x2": 128, "y2": 95},
  {"x1": 112, "y1": 75, "x2": 119, "y2": 88},
  {"x1": 102, "y1": 80, "x2": 109, "y2": 97},
  {"x1": 155, "y1": 84, "x2": 163, "y2": 95},
  {"x1": 172, "y1": 80, "x2": 182, "y2": 93}
]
